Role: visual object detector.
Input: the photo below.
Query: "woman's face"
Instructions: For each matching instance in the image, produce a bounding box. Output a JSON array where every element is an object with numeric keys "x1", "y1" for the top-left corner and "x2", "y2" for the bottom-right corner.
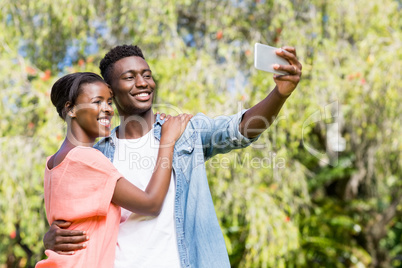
[{"x1": 71, "y1": 81, "x2": 114, "y2": 142}]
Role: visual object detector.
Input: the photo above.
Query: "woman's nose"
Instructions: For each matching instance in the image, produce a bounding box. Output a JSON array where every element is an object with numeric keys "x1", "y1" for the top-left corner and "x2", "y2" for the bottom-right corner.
[{"x1": 102, "y1": 102, "x2": 113, "y2": 114}]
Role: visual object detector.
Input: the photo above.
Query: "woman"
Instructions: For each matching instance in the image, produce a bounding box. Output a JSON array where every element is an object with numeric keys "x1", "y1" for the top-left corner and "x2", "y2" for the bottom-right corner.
[{"x1": 36, "y1": 72, "x2": 192, "y2": 267}]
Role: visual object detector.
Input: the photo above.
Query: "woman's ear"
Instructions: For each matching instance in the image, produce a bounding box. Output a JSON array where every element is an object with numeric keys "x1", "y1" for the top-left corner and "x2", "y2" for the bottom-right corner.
[{"x1": 65, "y1": 101, "x2": 76, "y2": 118}]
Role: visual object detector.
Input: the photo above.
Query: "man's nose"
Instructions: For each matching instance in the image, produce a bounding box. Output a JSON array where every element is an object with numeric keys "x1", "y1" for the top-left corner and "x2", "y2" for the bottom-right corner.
[{"x1": 135, "y1": 75, "x2": 147, "y2": 88}]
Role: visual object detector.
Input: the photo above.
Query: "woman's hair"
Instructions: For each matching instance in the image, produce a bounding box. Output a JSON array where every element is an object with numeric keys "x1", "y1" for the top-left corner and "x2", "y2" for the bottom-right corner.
[{"x1": 50, "y1": 72, "x2": 107, "y2": 120}]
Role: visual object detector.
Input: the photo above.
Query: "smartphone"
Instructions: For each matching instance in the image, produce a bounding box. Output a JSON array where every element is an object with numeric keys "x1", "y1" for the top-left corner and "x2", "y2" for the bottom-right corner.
[{"x1": 254, "y1": 43, "x2": 289, "y2": 75}]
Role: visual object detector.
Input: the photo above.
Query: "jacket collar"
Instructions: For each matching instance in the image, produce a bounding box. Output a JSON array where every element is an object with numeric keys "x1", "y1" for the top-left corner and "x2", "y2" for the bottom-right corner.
[{"x1": 153, "y1": 113, "x2": 165, "y2": 140}]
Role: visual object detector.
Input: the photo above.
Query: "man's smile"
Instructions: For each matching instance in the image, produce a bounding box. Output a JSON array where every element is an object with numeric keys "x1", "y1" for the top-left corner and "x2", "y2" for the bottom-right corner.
[{"x1": 131, "y1": 91, "x2": 152, "y2": 101}]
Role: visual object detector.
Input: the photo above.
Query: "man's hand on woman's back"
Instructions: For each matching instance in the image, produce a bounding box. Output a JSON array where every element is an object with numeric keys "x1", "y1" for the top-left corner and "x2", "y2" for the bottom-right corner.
[{"x1": 44, "y1": 220, "x2": 89, "y2": 254}]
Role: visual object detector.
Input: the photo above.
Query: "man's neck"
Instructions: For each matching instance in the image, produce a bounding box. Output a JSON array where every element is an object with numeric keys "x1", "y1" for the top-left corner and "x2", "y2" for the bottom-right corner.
[{"x1": 117, "y1": 110, "x2": 155, "y2": 139}]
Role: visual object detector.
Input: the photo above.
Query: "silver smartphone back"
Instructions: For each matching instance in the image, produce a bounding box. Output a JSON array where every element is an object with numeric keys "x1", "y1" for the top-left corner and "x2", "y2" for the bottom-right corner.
[{"x1": 254, "y1": 43, "x2": 289, "y2": 75}]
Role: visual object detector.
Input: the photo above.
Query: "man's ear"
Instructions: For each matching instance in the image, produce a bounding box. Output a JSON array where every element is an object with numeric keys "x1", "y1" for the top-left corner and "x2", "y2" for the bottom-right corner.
[{"x1": 65, "y1": 101, "x2": 76, "y2": 118}]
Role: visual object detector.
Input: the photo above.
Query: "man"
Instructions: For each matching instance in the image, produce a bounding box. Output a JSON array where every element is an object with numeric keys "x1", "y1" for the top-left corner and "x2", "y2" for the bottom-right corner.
[{"x1": 43, "y1": 44, "x2": 302, "y2": 267}]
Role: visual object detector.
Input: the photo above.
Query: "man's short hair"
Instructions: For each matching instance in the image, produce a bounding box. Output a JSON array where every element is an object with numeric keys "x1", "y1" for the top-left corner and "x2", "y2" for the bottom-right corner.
[{"x1": 99, "y1": 45, "x2": 145, "y2": 85}]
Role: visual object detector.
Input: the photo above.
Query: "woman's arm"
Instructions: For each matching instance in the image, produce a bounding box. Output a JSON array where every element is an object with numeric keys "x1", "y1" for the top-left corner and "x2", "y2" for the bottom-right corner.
[{"x1": 111, "y1": 114, "x2": 192, "y2": 216}]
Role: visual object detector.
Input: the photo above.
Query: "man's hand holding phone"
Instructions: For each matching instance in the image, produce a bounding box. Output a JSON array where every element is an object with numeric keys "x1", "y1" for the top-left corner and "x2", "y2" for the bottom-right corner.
[{"x1": 254, "y1": 43, "x2": 302, "y2": 97}]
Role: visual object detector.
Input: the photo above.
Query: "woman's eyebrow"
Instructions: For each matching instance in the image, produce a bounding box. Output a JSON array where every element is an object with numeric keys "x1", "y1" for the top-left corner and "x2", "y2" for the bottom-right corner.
[{"x1": 90, "y1": 96, "x2": 104, "y2": 100}]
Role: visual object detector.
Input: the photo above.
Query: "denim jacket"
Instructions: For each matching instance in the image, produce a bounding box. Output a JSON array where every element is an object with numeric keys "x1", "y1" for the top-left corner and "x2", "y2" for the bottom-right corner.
[{"x1": 94, "y1": 110, "x2": 259, "y2": 268}]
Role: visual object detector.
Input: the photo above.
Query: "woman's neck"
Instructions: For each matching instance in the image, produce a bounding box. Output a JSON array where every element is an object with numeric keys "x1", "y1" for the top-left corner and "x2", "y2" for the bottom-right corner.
[{"x1": 67, "y1": 124, "x2": 96, "y2": 147}]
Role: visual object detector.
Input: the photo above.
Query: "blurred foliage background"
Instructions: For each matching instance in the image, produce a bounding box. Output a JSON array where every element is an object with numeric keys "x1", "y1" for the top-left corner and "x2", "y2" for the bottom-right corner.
[{"x1": 0, "y1": 0, "x2": 401, "y2": 267}]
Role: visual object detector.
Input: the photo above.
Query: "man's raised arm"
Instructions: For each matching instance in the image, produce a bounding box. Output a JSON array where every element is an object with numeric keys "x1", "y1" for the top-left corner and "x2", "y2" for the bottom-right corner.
[{"x1": 239, "y1": 46, "x2": 302, "y2": 138}]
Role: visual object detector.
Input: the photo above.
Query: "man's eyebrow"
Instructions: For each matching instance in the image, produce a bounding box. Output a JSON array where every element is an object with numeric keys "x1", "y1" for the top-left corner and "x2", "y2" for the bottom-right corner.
[{"x1": 120, "y1": 69, "x2": 152, "y2": 76}]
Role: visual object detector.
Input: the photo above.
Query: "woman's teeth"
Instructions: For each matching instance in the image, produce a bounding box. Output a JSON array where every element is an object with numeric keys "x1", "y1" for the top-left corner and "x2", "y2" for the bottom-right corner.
[{"x1": 98, "y1": 119, "x2": 110, "y2": 126}]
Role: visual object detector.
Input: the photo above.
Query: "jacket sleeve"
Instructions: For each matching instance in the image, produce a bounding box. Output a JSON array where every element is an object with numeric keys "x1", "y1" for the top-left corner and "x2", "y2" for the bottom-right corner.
[{"x1": 192, "y1": 109, "x2": 260, "y2": 160}]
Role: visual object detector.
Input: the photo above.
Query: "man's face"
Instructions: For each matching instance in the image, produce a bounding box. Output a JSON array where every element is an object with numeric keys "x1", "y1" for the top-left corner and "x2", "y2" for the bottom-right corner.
[{"x1": 109, "y1": 56, "x2": 156, "y2": 116}]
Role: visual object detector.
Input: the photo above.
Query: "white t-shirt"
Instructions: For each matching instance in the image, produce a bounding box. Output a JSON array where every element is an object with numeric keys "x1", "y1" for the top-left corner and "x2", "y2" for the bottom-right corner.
[{"x1": 112, "y1": 128, "x2": 180, "y2": 268}]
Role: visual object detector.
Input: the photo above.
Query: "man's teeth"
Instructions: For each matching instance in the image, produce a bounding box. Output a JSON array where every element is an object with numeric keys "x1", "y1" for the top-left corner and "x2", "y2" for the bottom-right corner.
[
  {"x1": 136, "y1": 93, "x2": 149, "y2": 97},
  {"x1": 98, "y1": 119, "x2": 110, "y2": 126}
]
